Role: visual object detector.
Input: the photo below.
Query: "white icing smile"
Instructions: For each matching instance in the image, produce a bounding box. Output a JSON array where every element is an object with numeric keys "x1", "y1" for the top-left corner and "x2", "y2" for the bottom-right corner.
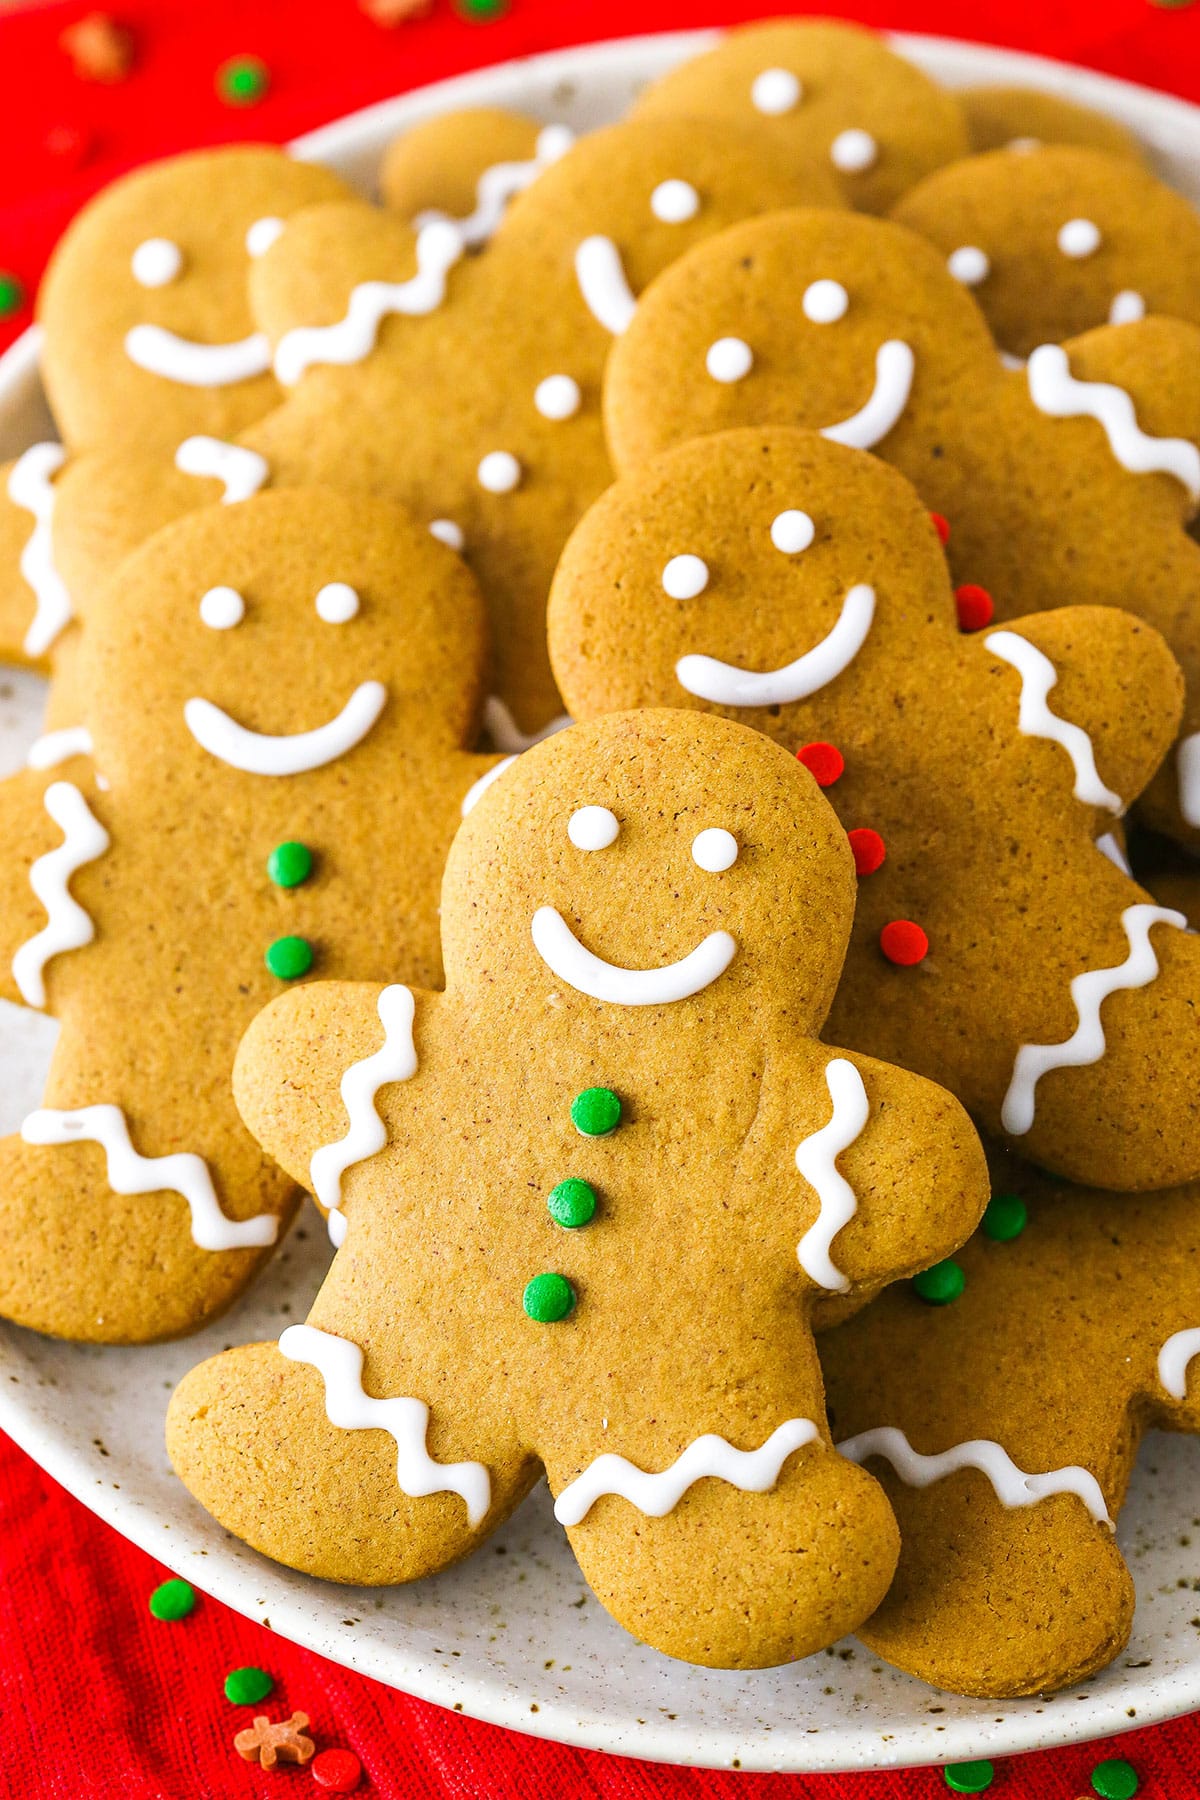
[
  {"x1": 574, "y1": 236, "x2": 637, "y2": 335},
  {"x1": 125, "y1": 324, "x2": 272, "y2": 386},
  {"x1": 184, "y1": 680, "x2": 387, "y2": 774},
  {"x1": 676, "y1": 583, "x2": 875, "y2": 707},
  {"x1": 531, "y1": 906, "x2": 736, "y2": 1005},
  {"x1": 819, "y1": 341, "x2": 914, "y2": 451}
]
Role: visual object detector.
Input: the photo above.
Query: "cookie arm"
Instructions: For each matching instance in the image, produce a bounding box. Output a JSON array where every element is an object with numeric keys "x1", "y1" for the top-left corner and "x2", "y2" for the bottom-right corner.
[
  {"x1": 0, "y1": 761, "x2": 106, "y2": 1010},
  {"x1": 1060, "y1": 317, "x2": 1200, "y2": 509},
  {"x1": 0, "y1": 452, "x2": 66, "y2": 669}
]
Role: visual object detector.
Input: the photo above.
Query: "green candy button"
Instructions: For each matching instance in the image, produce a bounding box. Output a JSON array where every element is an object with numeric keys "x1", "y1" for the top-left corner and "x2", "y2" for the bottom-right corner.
[
  {"x1": 265, "y1": 935, "x2": 313, "y2": 980},
  {"x1": 913, "y1": 1259, "x2": 965, "y2": 1306},
  {"x1": 523, "y1": 1272, "x2": 575, "y2": 1322},
  {"x1": 944, "y1": 1763, "x2": 993, "y2": 1795},
  {"x1": 548, "y1": 1179, "x2": 597, "y2": 1229},
  {"x1": 571, "y1": 1087, "x2": 621, "y2": 1137},
  {"x1": 217, "y1": 55, "x2": 269, "y2": 106},
  {"x1": 982, "y1": 1192, "x2": 1027, "y2": 1242},
  {"x1": 1091, "y1": 1760, "x2": 1139, "y2": 1800},
  {"x1": 224, "y1": 1665, "x2": 274, "y2": 1705},
  {"x1": 267, "y1": 840, "x2": 313, "y2": 888},
  {"x1": 148, "y1": 1578, "x2": 195, "y2": 1621},
  {"x1": 0, "y1": 272, "x2": 23, "y2": 320}
]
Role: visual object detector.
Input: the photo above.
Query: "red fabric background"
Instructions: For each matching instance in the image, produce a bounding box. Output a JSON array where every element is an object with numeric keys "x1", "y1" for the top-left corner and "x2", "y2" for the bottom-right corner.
[{"x1": 3, "y1": 0, "x2": 1200, "y2": 1794}]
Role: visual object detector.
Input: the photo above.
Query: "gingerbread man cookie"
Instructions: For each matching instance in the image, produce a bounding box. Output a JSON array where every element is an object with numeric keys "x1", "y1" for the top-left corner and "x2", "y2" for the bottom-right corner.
[
  {"x1": 0, "y1": 487, "x2": 503, "y2": 1343},
  {"x1": 379, "y1": 107, "x2": 575, "y2": 246},
  {"x1": 548, "y1": 427, "x2": 1200, "y2": 1189},
  {"x1": 602, "y1": 207, "x2": 1200, "y2": 846},
  {"x1": 168, "y1": 708, "x2": 988, "y2": 1669},
  {"x1": 958, "y1": 85, "x2": 1146, "y2": 163}
]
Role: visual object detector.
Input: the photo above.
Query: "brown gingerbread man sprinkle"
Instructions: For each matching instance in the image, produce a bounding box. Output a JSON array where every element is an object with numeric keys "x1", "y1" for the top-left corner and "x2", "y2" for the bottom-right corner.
[
  {"x1": 60, "y1": 13, "x2": 135, "y2": 84},
  {"x1": 233, "y1": 1711, "x2": 315, "y2": 1768}
]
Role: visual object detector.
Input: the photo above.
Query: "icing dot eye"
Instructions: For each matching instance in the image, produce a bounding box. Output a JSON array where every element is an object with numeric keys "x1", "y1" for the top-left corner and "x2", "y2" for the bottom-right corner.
[
  {"x1": 245, "y1": 216, "x2": 285, "y2": 258},
  {"x1": 802, "y1": 279, "x2": 848, "y2": 324},
  {"x1": 947, "y1": 245, "x2": 990, "y2": 286},
  {"x1": 1057, "y1": 217, "x2": 1101, "y2": 259},
  {"x1": 198, "y1": 585, "x2": 244, "y2": 629},
  {"x1": 478, "y1": 450, "x2": 522, "y2": 493},
  {"x1": 662, "y1": 554, "x2": 709, "y2": 600},
  {"x1": 429, "y1": 518, "x2": 464, "y2": 550},
  {"x1": 705, "y1": 336, "x2": 753, "y2": 383},
  {"x1": 131, "y1": 238, "x2": 183, "y2": 287},
  {"x1": 771, "y1": 510, "x2": 815, "y2": 554},
  {"x1": 650, "y1": 179, "x2": 700, "y2": 223},
  {"x1": 568, "y1": 805, "x2": 619, "y2": 851},
  {"x1": 315, "y1": 582, "x2": 359, "y2": 623},
  {"x1": 1109, "y1": 289, "x2": 1144, "y2": 324},
  {"x1": 534, "y1": 373, "x2": 582, "y2": 420},
  {"x1": 692, "y1": 828, "x2": 738, "y2": 872},
  {"x1": 830, "y1": 129, "x2": 878, "y2": 173},
  {"x1": 751, "y1": 67, "x2": 802, "y2": 115},
  {"x1": 1008, "y1": 135, "x2": 1041, "y2": 152}
]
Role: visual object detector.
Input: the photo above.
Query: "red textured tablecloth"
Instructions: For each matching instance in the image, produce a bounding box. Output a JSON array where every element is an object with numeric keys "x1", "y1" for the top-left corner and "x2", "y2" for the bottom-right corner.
[{"x1": 3, "y1": 1, "x2": 1200, "y2": 1794}]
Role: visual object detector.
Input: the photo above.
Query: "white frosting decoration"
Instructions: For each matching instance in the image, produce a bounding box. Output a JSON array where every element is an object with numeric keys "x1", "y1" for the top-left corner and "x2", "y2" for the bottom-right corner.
[
  {"x1": 1158, "y1": 1327, "x2": 1200, "y2": 1400},
  {"x1": 568, "y1": 806, "x2": 619, "y2": 851},
  {"x1": 1058, "y1": 217, "x2": 1101, "y2": 259},
  {"x1": 1026, "y1": 343, "x2": 1200, "y2": 501},
  {"x1": 554, "y1": 1418, "x2": 819, "y2": 1526},
  {"x1": 26, "y1": 727, "x2": 93, "y2": 770},
  {"x1": 819, "y1": 342, "x2": 914, "y2": 450},
  {"x1": 662, "y1": 553, "x2": 709, "y2": 600},
  {"x1": 830, "y1": 129, "x2": 878, "y2": 173},
  {"x1": 414, "y1": 124, "x2": 574, "y2": 248},
  {"x1": 1177, "y1": 732, "x2": 1200, "y2": 828},
  {"x1": 12, "y1": 783, "x2": 110, "y2": 1008},
  {"x1": 428, "y1": 518, "x2": 464, "y2": 551},
  {"x1": 279, "y1": 1323, "x2": 490, "y2": 1525},
  {"x1": 770, "y1": 509, "x2": 814, "y2": 554},
  {"x1": 651, "y1": 179, "x2": 700, "y2": 223},
  {"x1": 1095, "y1": 831, "x2": 1131, "y2": 876},
  {"x1": 1108, "y1": 289, "x2": 1145, "y2": 325},
  {"x1": 985, "y1": 630, "x2": 1122, "y2": 812},
  {"x1": 1009, "y1": 136, "x2": 1041, "y2": 152},
  {"x1": 125, "y1": 323, "x2": 272, "y2": 386},
  {"x1": 999, "y1": 349, "x2": 1027, "y2": 372},
  {"x1": 691, "y1": 827, "x2": 738, "y2": 872},
  {"x1": 838, "y1": 1426, "x2": 1111, "y2": 1525},
  {"x1": 705, "y1": 336, "x2": 753, "y2": 383},
  {"x1": 245, "y1": 215, "x2": 285, "y2": 258},
  {"x1": 676, "y1": 583, "x2": 874, "y2": 708},
  {"x1": 175, "y1": 436, "x2": 269, "y2": 503},
  {"x1": 315, "y1": 582, "x2": 359, "y2": 623},
  {"x1": 794, "y1": 1058, "x2": 870, "y2": 1293},
  {"x1": 310, "y1": 984, "x2": 417, "y2": 1247},
  {"x1": 184, "y1": 680, "x2": 387, "y2": 775},
  {"x1": 947, "y1": 245, "x2": 990, "y2": 286},
  {"x1": 477, "y1": 450, "x2": 522, "y2": 493},
  {"x1": 8, "y1": 443, "x2": 72, "y2": 658},
  {"x1": 273, "y1": 220, "x2": 464, "y2": 385},
  {"x1": 198, "y1": 585, "x2": 245, "y2": 630},
  {"x1": 20, "y1": 1103, "x2": 278, "y2": 1249},
  {"x1": 751, "y1": 67, "x2": 802, "y2": 115},
  {"x1": 574, "y1": 236, "x2": 637, "y2": 335},
  {"x1": 131, "y1": 237, "x2": 183, "y2": 287},
  {"x1": 482, "y1": 696, "x2": 572, "y2": 752},
  {"x1": 534, "y1": 373, "x2": 581, "y2": 420},
  {"x1": 461, "y1": 755, "x2": 516, "y2": 817},
  {"x1": 1001, "y1": 903, "x2": 1186, "y2": 1136},
  {"x1": 531, "y1": 907, "x2": 736, "y2": 1006},
  {"x1": 802, "y1": 279, "x2": 849, "y2": 324}
]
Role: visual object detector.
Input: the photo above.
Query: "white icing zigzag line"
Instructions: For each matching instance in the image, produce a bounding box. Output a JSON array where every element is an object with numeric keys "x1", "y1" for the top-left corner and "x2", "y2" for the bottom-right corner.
[
  {"x1": 184, "y1": 681, "x2": 387, "y2": 775},
  {"x1": 310, "y1": 985, "x2": 418, "y2": 1248},
  {"x1": 1158, "y1": 1327, "x2": 1200, "y2": 1400},
  {"x1": 20, "y1": 1104, "x2": 278, "y2": 1250},
  {"x1": 676, "y1": 585, "x2": 874, "y2": 708},
  {"x1": 531, "y1": 906, "x2": 736, "y2": 1006},
  {"x1": 7, "y1": 443, "x2": 72, "y2": 658},
  {"x1": 1001, "y1": 903, "x2": 1186, "y2": 1136},
  {"x1": 175, "y1": 437, "x2": 270, "y2": 503},
  {"x1": 795, "y1": 1058, "x2": 870, "y2": 1293},
  {"x1": 26, "y1": 727, "x2": 93, "y2": 770},
  {"x1": 125, "y1": 326, "x2": 272, "y2": 387},
  {"x1": 273, "y1": 221, "x2": 465, "y2": 385},
  {"x1": 820, "y1": 341, "x2": 914, "y2": 452},
  {"x1": 415, "y1": 124, "x2": 574, "y2": 248},
  {"x1": 12, "y1": 782, "x2": 110, "y2": 1008},
  {"x1": 985, "y1": 630, "x2": 1122, "y2": 813},
  {"x1": 837, "y1": 1425, "x2": 1112, "y2": 1526},
  {"x1": 279, "y1": 1323, "x2": 491, "y2": 1526},
  {"x1": 553, "y1": 1419, "x2": 820, "y2": 1527},
  {"x1": 574, "y1": 236, "x2": 637, "y2": 336},
  {"x1": 1027, "y1": 343, "x2": 1200, "y2": 502},
  {"x1": 482, "y1": 696, "x2": 572, "y2": 753}
]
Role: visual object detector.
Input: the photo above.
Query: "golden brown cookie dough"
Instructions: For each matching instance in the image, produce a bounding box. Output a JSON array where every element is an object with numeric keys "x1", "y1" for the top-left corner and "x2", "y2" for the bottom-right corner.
[
  {"x1": 959, "y1": 85, "x2": 1146, "y2": 162},
  {"x1": 379, "y1": 107, "x2": 572, "y2": 244}
]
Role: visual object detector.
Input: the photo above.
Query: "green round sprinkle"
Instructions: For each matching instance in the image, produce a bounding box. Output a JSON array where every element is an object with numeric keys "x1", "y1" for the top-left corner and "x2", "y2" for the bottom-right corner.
[
  {"x1": 148, "y1": 1577, "x2": 195, "y2": 1621},
  {"x1": 548, "y1": 1178, "x2": 597, "y2": 1230},
  {"x1": 224, "y1": 1665, "x2": 274, "y2": 1705},
  {"x1": 982, "y1": 1191, "x2": 1027, "y2": 1242},
  {"x1": 265, "y1": 935, "x2": 313, "y2": 980},
  {"x1": 267, "y1": 840, "x2": 313, "y2": 888},
  {"x1": 455, "y1": 0, "x2": 509, "y2": 17},
  {"x1": 571, "y1": 1087, "x2": 621, "y2": 1137},
  {"x1": 523, "y1": 1272, "x2": 575, "y2": 1322},
  {"x1": 0, "y1": 272, "x2": 23, "y2": 319},
  {"x1": 1091, "y1": 1759, "x2": 1139, "y2": 1800},
  {"x1": 944, "y1": 1763, "x2": 993, "y2": 1795},
  {"x1": 217, "y1": 55, "x2": 269, "y2": 106},
  {"x1": 913, "y1": 1259, "x2": 965, "y2": 1306}
]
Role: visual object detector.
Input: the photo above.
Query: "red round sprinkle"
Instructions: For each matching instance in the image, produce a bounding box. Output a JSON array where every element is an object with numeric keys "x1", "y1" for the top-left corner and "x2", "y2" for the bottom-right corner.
[
  {"x1": 44, "y1": 123, "x2": 94, "y2": 170},
  {"x1": 847, "y1": 827, "x2": 886, "y2": 876},
  {"x1": 312, "y1": 1747, "x2": 362, "y2": 1792},
  {"x1": 880, "y1": 920, "x2": 929, "y2": 966},
  {"x1": 796, "y1": 741, "x2": 844, "y2": 787},
  {"x1": 955, "y1": 584, "x2": 994, "y2": 632},
  {"x1": 930, "y1": 511, "x2": 950, "y2": 545}
]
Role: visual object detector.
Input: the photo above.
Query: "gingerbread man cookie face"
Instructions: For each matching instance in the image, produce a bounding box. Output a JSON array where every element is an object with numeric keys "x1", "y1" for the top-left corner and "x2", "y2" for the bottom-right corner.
[
  {"x1": 893, "y1": 146, "x2": 1200, "y2": 360},
  {"x1": 633, "y1": 19, "x2": 970, "y2": 214}
]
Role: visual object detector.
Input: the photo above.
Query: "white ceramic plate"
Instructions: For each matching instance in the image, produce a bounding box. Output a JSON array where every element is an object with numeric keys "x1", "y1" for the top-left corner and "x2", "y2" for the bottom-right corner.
[{"x1": 2, "y1": 29, "x2": 1200, "y2": 1777}]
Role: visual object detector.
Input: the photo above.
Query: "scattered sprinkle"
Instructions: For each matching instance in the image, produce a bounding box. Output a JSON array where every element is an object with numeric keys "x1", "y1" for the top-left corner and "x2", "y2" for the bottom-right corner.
[
  {"x1": 523, "y1": 1272, "x2": 576, "y2": 1323},
  {"x1": 930, "y1": 512, "x2": 950, "y2": 545},
  {"x1": 982, "y1": 1192, "x2": 1027, "y2": 1241},
  {"x1": 955, "y1": 584, "x2": 995, "y2": 631},
  {"x1": 847, "y1": 827, "x2": 886, "y2": 876},
  {"x1": 265, "y1": 935, "x2": 314, "y2": 980},
  {"x1": 1091, "y1": 1759, "x2": 1139, "y2": 1800},
  {"x1": 148, "y1": 1578, "x2": 196, "y2": 1621},
  {"x1": 217, "y1": 54, "x2": 270, "y2": 107},
  {"x1": 914, "y1": 1259, "x2": 965, "y2": 1305},
  {"x1": 880, "y1": 920, "x2": 929, "y2": 966},
  {"x1": 313, "y1": 1747, "x2": 364, "y2": 1791},
  {"x1": 233, "y1": 1711, "x2": 314, "y2": 1767},
  {"x1": 944, "y1": 1762, "x2": 994, "y2": 1794},
  {"x1": 60, "y1": 13, "x2": 135, "y2": 83},
  {"x1": 0, "y1": 272, "x2": 25, "y2": 320},
  {"x1": 796, "y1": 741, "x2": 845, "y2": 787},
  {"x1": 224, "y1": 1666, "x2": 274, "y2": 1706}
]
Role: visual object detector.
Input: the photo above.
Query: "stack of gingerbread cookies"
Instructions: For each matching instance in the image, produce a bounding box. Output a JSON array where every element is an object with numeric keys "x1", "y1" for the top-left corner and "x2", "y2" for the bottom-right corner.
[{"x1": 3, "y1": 15, "x2": 1200, "y2": 1701}]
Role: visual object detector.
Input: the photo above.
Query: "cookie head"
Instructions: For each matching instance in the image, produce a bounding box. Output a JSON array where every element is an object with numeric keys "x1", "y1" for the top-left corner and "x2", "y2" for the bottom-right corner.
[
  {"x1": 38, "y1": 146, "x2": 350, "y2": 453},
  {"x1": 443, "y1": 709, "x2": 855, "y2": 1021}
]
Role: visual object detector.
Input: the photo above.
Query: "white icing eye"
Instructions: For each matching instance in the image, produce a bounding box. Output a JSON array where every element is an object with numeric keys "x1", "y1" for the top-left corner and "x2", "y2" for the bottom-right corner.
[
  {"x1": 692, "y1": 828, "x2": 738, "y2": 872},
  {"x1": 751, "y1": 68, "x2": 802, "y2": 115},
  {"x1": 1008, "y1": 135, "x2": 1041, "y2": 152},
  {"x1": 1058, "y1": 217, "x2": 1101, "y2": 259},
  {"x1": 245, "y1": 216, "x2": 286, "y2": 258},
  {"x1": 199, "y1": 585, "x2": 244, "y2": 630},
  {"x1": 650, "y1": 179, "x2": 700, "y2": 224},
  {"x1": 315, "y1": 582, "x2": 359, "y2": 623},
  {"x1": 477, "y1": 451, "x2": 522, "y2": 493},
  {"x1": 568, "y1": 805, "x2": 619, "y2": 850},
  {"x1": 771, "y1": 510, "x2": 815, "y2": 554},
  {"x1": 830, "y1": 129, "x2": 878, "y2": 173},
  {"x1": 947, "y1": 245, "x2": 990, "y2": 286},
  {"x1": 131, "y1": 238, "x2": 183, "y2": 287},
  {"x1": 705, "y1": 337, "x2": 753, "y2": 383},
  {"x1": 535, "y1": 374, "x2": 582, "y2": 420},
  {"x1": 1109, "y1": 289, "x2": 1145, "y2": 324},
  {"x1": 802, "y1": 279, "x2": 848, "y2": 324},
  {"x1": 429, "y1": 518, "x2": 465, "y2": 550},
  {"x1": 662, "y1": 554, "x2": 709, "y2": 600}
]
